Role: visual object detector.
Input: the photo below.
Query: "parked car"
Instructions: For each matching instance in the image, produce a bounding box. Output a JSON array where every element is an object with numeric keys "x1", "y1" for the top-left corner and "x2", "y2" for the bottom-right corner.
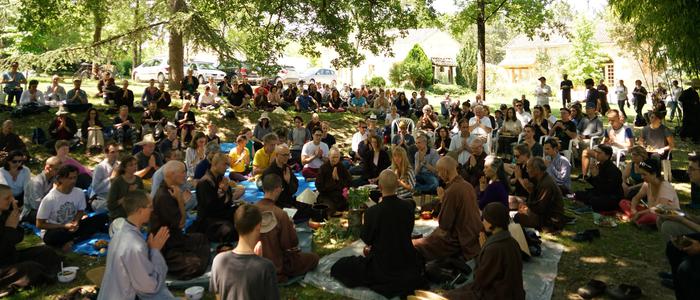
[
  {"x1": 216, "y1": 61, "x2": 239, "y2": 79},
  {"x1": 132, "y1": 57, "x2": 169, "y2": 83},
  {"x1": 274, "y1": 65, "x2": 300, "y2": 84},
  {"x1": 184, "y1": 61, "x2": 227, "y2": 83},
  {"x1": 300, "y1": 67, "x2": 337, "y2": 84},
  {"x1": 239, "y1": 62, "x2": 262, "y2": 86}
]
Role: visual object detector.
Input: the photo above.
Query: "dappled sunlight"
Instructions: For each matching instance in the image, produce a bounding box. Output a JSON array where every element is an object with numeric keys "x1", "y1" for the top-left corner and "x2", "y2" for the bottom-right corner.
[{"x1": 580, "y1": 256, "x2": 607, "y2": 264}]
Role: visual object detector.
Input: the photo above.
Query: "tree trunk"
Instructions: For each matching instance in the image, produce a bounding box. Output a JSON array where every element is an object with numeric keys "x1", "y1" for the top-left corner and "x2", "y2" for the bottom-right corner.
[
  {"x1": 476, "y1": 0, "x2": 486, "y2": 101},
  {"x1": 92, "y1": 15, "x2": 103, "y2": 80},
  {"x1": 132, "y1": 0, "x2": 140, "y2": 79},
  {"x1": 168, "y1": 0, "x2": 186, "y2": 91}
]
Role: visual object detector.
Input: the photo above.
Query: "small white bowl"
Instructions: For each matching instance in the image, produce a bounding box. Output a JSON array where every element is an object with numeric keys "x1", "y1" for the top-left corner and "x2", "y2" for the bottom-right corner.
[
  {"x1": 185, "y1": 286, "x2": 204, "y2": 300},
  {"x1": 57, "y1": 266, "x2": 79, "y2": 283}
]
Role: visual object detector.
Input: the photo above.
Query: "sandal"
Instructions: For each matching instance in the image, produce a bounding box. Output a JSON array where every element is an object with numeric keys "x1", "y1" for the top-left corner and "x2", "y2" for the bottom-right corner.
[
  {"x1": 608, "y1": 283, "x2": 642, "y2": 300},
  {"x1": 577, "y1": 279, "x2": 607, "y2": 299}
]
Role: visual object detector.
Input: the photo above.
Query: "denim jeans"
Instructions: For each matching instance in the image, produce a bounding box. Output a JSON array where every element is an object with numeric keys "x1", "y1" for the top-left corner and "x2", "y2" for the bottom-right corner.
[
  {"x1": 415, "y1": 171, "x2": 439, "y2": 194},
  {"x1": 668, "y1": 100, "x2": 679, "y2": 120}
]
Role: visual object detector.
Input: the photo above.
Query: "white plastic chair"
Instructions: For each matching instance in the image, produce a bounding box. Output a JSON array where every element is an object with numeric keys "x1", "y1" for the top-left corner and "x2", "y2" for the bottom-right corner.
[{"x1": 390, "y1": 117, "x2": 415, "y2": 143}]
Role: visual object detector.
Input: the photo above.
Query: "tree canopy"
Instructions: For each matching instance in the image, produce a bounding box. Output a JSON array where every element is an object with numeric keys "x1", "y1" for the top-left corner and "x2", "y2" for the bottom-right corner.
[
  {"x1": 1, "y1": 0, "x2": 424, "y2": 87},
  {"x1": 609, "y1": 0, "x2": 700, "y2": 76}
]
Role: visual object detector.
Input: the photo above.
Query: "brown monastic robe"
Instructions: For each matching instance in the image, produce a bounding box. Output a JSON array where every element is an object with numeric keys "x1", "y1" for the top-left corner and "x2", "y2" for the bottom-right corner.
[
  {"x1": 413, "y1": 176, "x2": 483, "y2": 260},
  {"x1": 256, "y1": 198, "x2": 319, "y2": 282},
  {"x1": 444, "y1": 230, "x2": 526, "y2": 300}
]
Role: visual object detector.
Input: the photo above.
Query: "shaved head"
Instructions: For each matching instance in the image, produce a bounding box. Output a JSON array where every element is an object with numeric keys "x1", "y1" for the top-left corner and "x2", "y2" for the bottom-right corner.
[
  {"x1": 378, "y1": 169, "x2": 398, "y2": 195},
  {"x1": 436, "y1": 156, "x2": 458, "y2": 182}
]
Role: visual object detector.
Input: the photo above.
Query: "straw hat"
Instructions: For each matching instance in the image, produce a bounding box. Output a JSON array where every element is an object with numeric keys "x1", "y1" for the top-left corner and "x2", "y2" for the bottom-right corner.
[
  {"x1": 55, "y1": 106, "x2": 69, "y2": 116},
  {"x1": 260, "y1": 211, "x2": 278, "y2": 233},
  {"x1": 691, "y1": 78, "x2": 700, "y2": 88},
  {"x1": 296, "y1": 188, "x2": 318, "y2": 205},
  {"x1": 272, "y1": 107, "x2": 287, "y2": 115},
  {"x1": 135, "y1": 134, "x2": 157, "y2": 146},
  {"x1": 259, "y1": 112, "x2": 270, "y2": 121}
]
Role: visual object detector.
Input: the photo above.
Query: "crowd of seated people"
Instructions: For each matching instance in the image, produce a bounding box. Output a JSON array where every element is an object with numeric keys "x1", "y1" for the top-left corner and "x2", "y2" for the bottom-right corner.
[{"x1": 4, "y1": 64, "x2": 700, "y2": 300}]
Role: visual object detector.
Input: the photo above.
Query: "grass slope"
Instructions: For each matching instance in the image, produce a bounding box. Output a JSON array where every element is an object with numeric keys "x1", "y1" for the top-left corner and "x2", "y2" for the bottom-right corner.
[{"x1": 1, "y1": 77, "x2": 695, "y2": 299}]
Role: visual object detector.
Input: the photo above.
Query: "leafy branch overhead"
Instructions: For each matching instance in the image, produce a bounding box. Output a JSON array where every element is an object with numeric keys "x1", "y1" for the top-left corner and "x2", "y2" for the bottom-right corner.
[{"x1": 1, "y1": 0, "x2": 422, "y2": 77}]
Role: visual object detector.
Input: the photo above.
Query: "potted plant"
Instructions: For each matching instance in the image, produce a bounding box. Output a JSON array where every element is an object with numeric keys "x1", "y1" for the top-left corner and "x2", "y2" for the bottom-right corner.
[{"x1": 347, "y1": 187, "x2": 371, "y2": 235}]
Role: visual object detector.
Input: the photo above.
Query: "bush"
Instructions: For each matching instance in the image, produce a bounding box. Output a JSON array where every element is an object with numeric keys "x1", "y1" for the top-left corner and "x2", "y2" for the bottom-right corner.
[
  {"x1": 366, "y1": 76, "x2": 387, "y2": 88},
  {"x1": 428, "y1": 83, "x2": 470, "y2": 96},
  {"x1": 402, "y1": 44, "x2": 433, "y2": 88},
  {"x1": 115, "y1": 60, "x2": 132, "y2": 77},
  {"x1": 389, "y1": 63, "x2": 403, "y2": 86}
]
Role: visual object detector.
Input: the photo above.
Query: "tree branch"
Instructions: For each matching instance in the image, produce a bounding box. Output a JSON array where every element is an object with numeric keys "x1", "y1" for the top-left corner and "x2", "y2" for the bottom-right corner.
[{"x1": 484, "y1": 0, "x2": 507, "y2": 22}]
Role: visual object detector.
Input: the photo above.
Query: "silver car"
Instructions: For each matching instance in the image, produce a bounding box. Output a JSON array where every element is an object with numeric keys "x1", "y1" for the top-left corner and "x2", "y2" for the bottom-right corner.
[
  {"x1": 132, "y1": 57, "x2": 169, "y2": 83},
  {"x1": 301, "y1": 67, "x2": 337, "y2": 84},
  {"x1": 185, "y1": 61, "x2": 227, "y2": 83}
]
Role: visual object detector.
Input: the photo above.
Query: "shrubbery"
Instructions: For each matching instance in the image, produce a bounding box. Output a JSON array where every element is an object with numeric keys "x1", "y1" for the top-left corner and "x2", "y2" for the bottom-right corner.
[{"x1": 366, "y1": 76, "x2": 387, "y2": 88}]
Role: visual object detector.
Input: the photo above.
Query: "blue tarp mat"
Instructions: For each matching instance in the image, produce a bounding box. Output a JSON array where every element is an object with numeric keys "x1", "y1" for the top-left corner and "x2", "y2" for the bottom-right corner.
[
  {"x1": 236, "y1": 172, "x2": 316, "y2": 204},
  {"x1": 22, "y1": 212, "x2": 197, "y2": 257}
]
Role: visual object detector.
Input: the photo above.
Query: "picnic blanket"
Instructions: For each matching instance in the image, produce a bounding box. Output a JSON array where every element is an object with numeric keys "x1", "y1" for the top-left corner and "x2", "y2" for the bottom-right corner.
[{"x1": 302, "y1": 220, "x2": 564, "y2": 300}]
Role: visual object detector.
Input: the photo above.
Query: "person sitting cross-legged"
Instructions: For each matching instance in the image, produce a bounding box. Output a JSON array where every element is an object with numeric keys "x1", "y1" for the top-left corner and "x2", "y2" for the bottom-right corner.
[
  {"x1": 192, "y1": 153, "x2": 244, "y2": 243},
  {"x1": 331, "y1": 169, "x2": 429, "y2": 298},
  {"x1": 413, "y1": 156, "x2": 484, "y2": 261},
  {"x1": 107, "y1": 155, "x2": 145, "y2": 220},
  {"x1": 22, "y1": 156, "x2": 62, "y2": 224},
  {"x1": 543, "y1": 138, "x2": 572, "y2": 195},
  {"x1": 300, "y1": 128, "x2": 329, "y2": 179},
  {"x1": 150, "y1": 161, "x2": 210, "y2": 280},
  {"x1": 619, "y1": 158, "x2": 680, "y2": 228},
  {"x1": 573, "y1": 144, "x2": 624, "y2": 213},
  {"x1": 256, "y1": 173, "x2": 319, "y2": 283},
  {"x1": 36, "y1": 165, "x2": 108, "y2": 252},
  {"x1": 0, "y1": 184, "x2": 61, "y2": 295},
  {"x1": 413, "y1": 133, "x2": 439, "y2": 194},
  {"x1": 209, "y1": 204, "x2": 280, "y2": 300},
  {"x1": 98, "y1": 190, "x2": 177, "y2": 300},
  {"x1": 513, "y1": 157, "x2": 566, "y2": 231},
  {"x1": 444, "y1": 202, "x2": 525, "y2": 300},
  {"x1": 315, "y1": 147, "x2": 351, "y2": 216}
]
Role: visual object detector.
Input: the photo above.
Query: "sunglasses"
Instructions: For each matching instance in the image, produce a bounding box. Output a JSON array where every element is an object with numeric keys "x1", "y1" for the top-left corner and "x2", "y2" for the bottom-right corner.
[
  {"x1": 11, "y1": 160, "x2": 24, "y2": 164},
  {"x1": 515, "y1": 104, "x2": 522, "y2": 107}
]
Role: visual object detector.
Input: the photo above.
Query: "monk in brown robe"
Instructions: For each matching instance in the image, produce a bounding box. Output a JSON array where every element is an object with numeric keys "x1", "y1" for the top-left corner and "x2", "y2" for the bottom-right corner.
[
  {"x1": 445, "y1": 202, "x2": 526, "y2": 300},
  {"x1": 413, "y1": 156, "x2": 483, "y2": 261},
  {"x1": 256, "y1": 173, "x2": 319, "y2": 283},
  {"x1": 514, "y1": 157, "x2": 565, "y2": 231}
]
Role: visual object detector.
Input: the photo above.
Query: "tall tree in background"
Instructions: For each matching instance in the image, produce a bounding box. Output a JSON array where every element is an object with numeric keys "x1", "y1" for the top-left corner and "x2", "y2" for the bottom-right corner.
[
  {"x1": 451, "y1": 0, "x2": 562, "y2": 100},
  {"x1": 559, "y1": 17, "x2": 606, "y2": 83},
  {"x1": 609, "y1": 0, "x2": 700, "y2": 76}
]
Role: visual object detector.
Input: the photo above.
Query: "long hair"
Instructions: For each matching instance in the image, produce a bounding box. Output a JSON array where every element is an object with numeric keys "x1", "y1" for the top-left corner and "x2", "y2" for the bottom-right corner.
[
  {"x1": 486, "y1": 155, "x2": 510, "y2": 191},
  {"x1": 188, "y1": 131, "x2": 207, "y2": 149},
  {"x1": 391, "y1": 146, "x2": 410, "y2": 178}
]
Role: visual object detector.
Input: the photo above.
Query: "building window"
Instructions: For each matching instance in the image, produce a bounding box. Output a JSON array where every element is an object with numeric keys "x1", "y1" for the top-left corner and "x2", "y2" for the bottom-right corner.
[{"x1": 605, "y1": 63, "x2": 614, "y2": 86}]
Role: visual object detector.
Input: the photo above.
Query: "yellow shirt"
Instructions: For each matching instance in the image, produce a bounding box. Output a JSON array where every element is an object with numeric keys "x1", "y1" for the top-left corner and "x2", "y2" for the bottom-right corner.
[
  {"x1": 253, "y1": 147, "x2": 274, "y2": 176},
  {"x1": 229, "y1": 147, "x2": 250, "y2": 173}
]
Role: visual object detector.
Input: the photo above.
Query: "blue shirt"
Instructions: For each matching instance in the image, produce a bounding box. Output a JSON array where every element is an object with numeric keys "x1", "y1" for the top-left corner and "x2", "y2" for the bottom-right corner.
[
  {"x1": 546, "y1": 154, "x2": 571, "y2": 190},
  {"x1": 297, "y1": 95, "x2": 312, "y2": 110},
  {"x1": 2, "y1": 71, "x2": 26, "y2": 89},
  {"x1": 351, "y1": 96, "x2": 366, "y2": 107}
]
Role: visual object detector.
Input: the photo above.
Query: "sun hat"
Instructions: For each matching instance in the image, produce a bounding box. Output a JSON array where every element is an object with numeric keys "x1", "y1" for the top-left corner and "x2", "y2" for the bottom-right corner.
[
  {"x1": 259, "y1": 112, "x2": 270, "y2": 121},
  {"x1": 260, "y1": 211, "x2": 278, "y2": 233},
  {"x1": 55, "y1": 106, "x2": 69, "y2": 116},
  {"x1": 135, "y1": 134, "x2": 157, "y2": 146}
]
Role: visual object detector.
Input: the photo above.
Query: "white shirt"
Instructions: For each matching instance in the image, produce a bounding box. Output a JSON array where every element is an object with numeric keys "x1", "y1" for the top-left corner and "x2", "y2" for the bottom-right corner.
[
  {"x1": 0, "y1": 166, "x2": 31, "y2": 197},
  {"x1": 91, "y1": 159, "x2": 118, "y2": 199},
  {"x1": 448, "y1": 132, "x2": 472, "y2": 165},
  {"x1": 614, "y1": 85, "x2": 628, "y2": 101},
  {"x1": 534, "y1": 84, "x2": 552, "y2": 106},
  {"x1": 36, "y1": 187, "x2": 86, "y2": 236},
  {"x1": 670, "y1": 86, "x2": 683, "y2": 102},
  {"x1": 198, "y1": 92, "x2": 219, "y2": 106},
  {"x1": 301, "y1": 141, "x2": 329, "y2": 169},
  {"x1": 516, "y1": 111, "x2": 532, "y2": 125},
  {"x1": 468, "y1": 116, "x2": 492, "y2": 138},
  {"x1": 351, "y1": 131, "x2": 367, "y2": 153},
  {"x1": 19, "y1": 89, "x2": 45, "y2": 106},
  {"x1": 44, "y1": 85, "x2": 67, "y2": 102}
]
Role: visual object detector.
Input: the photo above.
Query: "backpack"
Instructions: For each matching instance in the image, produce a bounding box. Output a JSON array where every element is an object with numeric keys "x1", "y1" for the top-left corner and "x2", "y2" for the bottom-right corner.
[{"x1": 31, "y1": 128, "x2": 47, "y2": 145}]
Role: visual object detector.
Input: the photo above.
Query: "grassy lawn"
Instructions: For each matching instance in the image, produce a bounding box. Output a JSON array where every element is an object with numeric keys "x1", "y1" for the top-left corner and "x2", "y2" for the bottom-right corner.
[{"x1": 1, "y1": 77, "x2": 695, "y2": 299}]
